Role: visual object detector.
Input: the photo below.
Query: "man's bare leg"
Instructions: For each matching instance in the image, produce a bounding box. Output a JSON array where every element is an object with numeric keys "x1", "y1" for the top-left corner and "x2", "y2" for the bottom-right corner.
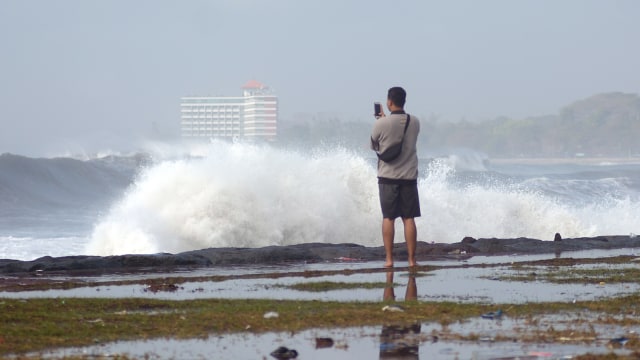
[
  {"x1": 382, "y1": 218, "x2": 395, "y2": 267},
  {"x1": 402, "y1": 217, "x2": 417, "y2": 267}
]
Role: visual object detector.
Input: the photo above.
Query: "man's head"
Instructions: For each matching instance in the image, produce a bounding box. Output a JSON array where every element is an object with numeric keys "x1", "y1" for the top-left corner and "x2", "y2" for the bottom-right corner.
[{"x1": 387, "y1": 87, "x2": 406, "y2": 110}]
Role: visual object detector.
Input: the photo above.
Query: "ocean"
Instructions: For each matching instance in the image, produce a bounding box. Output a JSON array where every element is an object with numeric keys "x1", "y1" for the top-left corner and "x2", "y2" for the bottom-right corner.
[{"x1": 1, "y1": 142, "x2": 639, "y2": 261}]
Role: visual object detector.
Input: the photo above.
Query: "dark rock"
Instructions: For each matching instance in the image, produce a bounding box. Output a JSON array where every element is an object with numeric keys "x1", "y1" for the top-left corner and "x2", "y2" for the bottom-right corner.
[
  {"x1": 315, "y1": 337, "x2": 334, "y2": 348},
  {"x1": 0, "y1": 253, "x2": 212, "y2": 275},
  {"x1": 1, "y1": 235, "x2": 640, "y2": 275},
  {"x1": 270, "y1": 346, "x2": 298, "y2": 359}
]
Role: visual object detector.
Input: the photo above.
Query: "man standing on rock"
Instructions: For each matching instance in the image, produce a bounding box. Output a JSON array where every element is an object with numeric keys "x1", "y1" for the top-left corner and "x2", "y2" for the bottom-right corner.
[{"x1": 371, "y1": 86, "x2": 421, "y2": 268}]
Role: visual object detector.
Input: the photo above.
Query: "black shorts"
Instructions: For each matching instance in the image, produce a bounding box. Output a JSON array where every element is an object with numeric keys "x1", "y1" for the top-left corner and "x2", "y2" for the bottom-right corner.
[{"x1": 378, "y1": 182, "x2": 421, "y2": 220}]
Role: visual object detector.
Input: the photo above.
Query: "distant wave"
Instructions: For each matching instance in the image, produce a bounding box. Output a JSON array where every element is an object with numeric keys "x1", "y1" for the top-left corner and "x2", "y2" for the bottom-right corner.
[{"x1": 0, "y1": 153, "x2": 145, "y2": 212}]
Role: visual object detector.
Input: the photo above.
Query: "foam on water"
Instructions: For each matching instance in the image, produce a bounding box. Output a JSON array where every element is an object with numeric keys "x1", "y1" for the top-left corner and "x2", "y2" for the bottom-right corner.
[
  {"x1": 85, "y1": 142, "x2": 640, "y2": 256},
  {"x1": 86, "y1": 142, "x2": 381, "y2": 255},
  {"x1": 0, "y1": 236, "x2": 86, "y2": 260}
]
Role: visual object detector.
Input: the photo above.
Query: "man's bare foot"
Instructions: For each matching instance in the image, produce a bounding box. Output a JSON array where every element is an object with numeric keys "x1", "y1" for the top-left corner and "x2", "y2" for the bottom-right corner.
[
  {"x1": 408, "y1": 263, "x2": 418, "y2": 274},
  {"x1": 408, "y1": 261, "x2": 418, "y2": 268},
  {"x1": 384, "y1": 261, "x2": 394, "y2": 268}
]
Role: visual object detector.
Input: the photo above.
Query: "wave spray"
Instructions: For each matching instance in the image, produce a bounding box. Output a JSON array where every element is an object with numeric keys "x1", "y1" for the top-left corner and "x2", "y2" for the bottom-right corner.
[
  {"x1": 87, "y1": 143, "x2": 381, "y2": 255},
  {"x1": 87, "y1": 142, "x2": 640, "y2": 256}
]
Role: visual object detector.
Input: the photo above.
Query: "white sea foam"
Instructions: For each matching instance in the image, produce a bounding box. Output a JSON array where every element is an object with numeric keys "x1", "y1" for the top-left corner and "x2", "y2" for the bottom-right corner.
[
  {"x1": 0, "y1": 236, "x2": 86, "y2": 261},
  {"x1": 86, "y1": 142, "x2": 381, "y2": 255},
  {"x1": 85, "y1": 142, "x2": 640, "y2": 256}
]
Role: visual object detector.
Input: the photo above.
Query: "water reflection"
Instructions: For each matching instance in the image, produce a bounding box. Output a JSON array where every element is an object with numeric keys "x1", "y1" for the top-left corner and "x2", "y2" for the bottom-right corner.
[
  {"x1": 382, "y1": 270, "x2": 417, "y2": 301},
  {"x1": 380, "y1": 271, "x2": 421, "y2": 359}
]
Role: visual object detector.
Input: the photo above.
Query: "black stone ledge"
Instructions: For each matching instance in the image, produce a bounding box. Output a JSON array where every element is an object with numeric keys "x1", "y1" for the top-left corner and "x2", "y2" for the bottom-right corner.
[{"x1": 1, "y1": 236, "x2": 639, "y2": 276}]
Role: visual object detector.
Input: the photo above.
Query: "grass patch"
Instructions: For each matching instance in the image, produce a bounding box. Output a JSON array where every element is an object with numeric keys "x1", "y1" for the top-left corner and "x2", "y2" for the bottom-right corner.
[
  {"x1": 494, "y1": 266, "x2": 640, "y2": 284},
  {"x1": 0, "y1": 297, "x2": 484, "y2": 355},
  {"x1": 3, "y1": 293, "x2": 640, "y2": 356}
]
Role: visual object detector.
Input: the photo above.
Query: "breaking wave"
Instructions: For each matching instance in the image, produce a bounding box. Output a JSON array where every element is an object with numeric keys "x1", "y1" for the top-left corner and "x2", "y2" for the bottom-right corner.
[{"x1": 85, "y1": 142, "x2": 640, "y2": 256}]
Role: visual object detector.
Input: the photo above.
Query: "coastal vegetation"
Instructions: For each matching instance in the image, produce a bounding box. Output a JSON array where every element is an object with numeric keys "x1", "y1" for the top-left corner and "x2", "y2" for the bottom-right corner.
[
  {"x1": 280, "y1": 92, "x2": 640, "y2": 158},
  {"x1": 3, "y1": 295, "x2": 640, "y2": 357}
]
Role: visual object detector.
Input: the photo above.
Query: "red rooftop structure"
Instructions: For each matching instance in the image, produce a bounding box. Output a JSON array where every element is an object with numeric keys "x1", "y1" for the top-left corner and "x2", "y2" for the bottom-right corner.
[{"x1": 242, "y1": 80, "x2": 265, "y2": 89}]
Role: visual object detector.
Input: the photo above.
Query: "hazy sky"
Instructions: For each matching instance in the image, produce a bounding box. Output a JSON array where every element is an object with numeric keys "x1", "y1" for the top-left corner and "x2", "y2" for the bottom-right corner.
[{"x1": 1, "y1": 0, "x2": 639, "y2": 156}]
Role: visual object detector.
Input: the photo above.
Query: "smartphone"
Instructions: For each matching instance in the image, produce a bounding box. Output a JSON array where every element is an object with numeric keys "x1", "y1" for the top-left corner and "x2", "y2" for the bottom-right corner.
[{"x1": 374, "y1": 102, "x2": 381, "y2": 117}]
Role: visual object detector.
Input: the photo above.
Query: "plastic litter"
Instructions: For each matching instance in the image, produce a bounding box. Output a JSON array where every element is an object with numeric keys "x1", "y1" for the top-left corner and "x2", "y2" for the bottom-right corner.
[
  {"x1": 608, "y1": 336, "x2": 629, "y2": 347},
  {"x1": 263, "y1": 311, "x2": 279, "y2": 319},
  {"x1": 481, "y1": 309, "x2": 503, "y2": 319},
  {"x1": 382, "y1": 304, "x2": 405, "y2": 312},
  {"x1": 335, "y1": 256, "x2": 360, "y2": 261}
]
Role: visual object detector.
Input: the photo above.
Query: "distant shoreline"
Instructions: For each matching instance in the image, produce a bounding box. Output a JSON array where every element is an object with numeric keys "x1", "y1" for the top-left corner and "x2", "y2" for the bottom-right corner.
[{"x1": 487, "y1": 157, "x2": 640, "y2": 165}]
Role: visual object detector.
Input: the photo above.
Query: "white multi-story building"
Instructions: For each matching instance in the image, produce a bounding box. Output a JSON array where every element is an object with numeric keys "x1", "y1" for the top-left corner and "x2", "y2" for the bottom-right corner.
[{"x1": 180, "y1": 80, "x2": 278, "y2": 141}]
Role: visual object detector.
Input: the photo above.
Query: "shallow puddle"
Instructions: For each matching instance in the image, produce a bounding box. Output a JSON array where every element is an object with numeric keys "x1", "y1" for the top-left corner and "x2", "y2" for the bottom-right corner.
[
  {"x1": 2, "y1": 260, "x2": 638, "y2": 304},
  {"x1": 28, "y1": 317, "x2": 636, "y2": 359}
]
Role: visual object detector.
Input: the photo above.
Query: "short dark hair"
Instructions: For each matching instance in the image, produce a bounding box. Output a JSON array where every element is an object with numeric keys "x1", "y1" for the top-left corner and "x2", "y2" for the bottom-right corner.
[{"x1": 387, "y1": 87, "x2": 406, "y2": 108}]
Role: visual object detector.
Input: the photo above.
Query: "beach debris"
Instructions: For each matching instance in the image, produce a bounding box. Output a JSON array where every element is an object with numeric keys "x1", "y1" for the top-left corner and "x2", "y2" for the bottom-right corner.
[
  {"x1": 270, "y1": 346, "x2": 298, "y2": 359},
  {"x1": 557, "y1": 335, "x2": 596, "y2": 342},
  {"x1": 335, "y1": 256, "x2": 360, "y2": 261},
  {"x1": 334, "y1": 341, "x2": 349, "y2": 350},
  {"x1": 382, "y1": 304, "x2": 405, "y2": 312},
  {"x1": 528, "y1": 352, "x2": 553, "y2": 357},
  {"x1": 608, "y1": 336, "x2": 629, "y2": 348},
  {"x1": 554, "y1": 232, "x2": 562, "y2": 241},
  {"x1": 481, "y1": 309, "x2": 503, "y2": 319},
  {"x1": 263, "y1": 311, "x2": 279, "y2": 319},
  {"x1": 144, "y1": 283, "x2": 181, "y2": 293},
  {"x1": 315, "y1": 337, "x2": 334, "y2": 348}
]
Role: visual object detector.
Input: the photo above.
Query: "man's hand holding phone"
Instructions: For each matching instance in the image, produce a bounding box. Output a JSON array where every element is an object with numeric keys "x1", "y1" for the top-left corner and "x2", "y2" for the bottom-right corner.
[{"x1": 374, "y1": 102, "x2": 385, "y2": 119}]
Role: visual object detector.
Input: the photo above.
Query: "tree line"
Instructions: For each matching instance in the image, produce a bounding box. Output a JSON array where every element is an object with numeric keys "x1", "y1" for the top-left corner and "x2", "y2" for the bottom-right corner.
[{"x1": 279, "y1": 92, "x2": 640, "y2": 158}]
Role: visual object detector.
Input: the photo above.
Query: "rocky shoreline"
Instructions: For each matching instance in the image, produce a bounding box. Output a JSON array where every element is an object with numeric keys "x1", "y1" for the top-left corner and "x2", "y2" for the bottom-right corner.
[{"x1": 1, "y1": 235, "x2": 639, "y2": 276}]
